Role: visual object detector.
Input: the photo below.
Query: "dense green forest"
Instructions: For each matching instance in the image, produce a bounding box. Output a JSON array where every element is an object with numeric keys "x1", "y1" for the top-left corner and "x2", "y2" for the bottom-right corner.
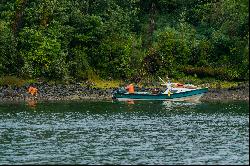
[{"x1": 0, "y1": 0, "x2": 249, "y2": 82}]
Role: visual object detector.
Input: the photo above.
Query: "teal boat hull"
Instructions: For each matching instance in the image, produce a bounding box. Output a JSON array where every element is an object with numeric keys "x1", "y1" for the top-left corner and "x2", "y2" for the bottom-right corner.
[{"x1": 112, "y1": 88, "x2": 208, "y2": 101}]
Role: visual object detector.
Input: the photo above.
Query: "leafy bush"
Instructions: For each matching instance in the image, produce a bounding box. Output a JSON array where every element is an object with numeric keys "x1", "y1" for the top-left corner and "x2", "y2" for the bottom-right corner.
[{"x1": 181, "y1": 66, "x2": 244, "y2": 81}]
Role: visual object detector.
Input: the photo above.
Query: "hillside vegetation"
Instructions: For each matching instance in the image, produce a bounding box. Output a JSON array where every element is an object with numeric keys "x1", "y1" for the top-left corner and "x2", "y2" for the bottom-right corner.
[{"x1": 0, "y1": 0, "x2": 249, "y2": 83}]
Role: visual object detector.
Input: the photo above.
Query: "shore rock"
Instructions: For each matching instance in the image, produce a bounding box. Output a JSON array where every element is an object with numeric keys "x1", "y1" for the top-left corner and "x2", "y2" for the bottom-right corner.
[
  {"x1": 0, "y1": 83, "x2": 249, "y2": 103},
  {"x1": 201, "y1": 83, "x2": 249, "y2": 101}
]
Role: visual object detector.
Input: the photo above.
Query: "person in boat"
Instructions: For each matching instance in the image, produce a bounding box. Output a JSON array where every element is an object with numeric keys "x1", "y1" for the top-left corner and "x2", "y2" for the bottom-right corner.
[
  {"x1": 125, "y1": 83, "x2": 135, "y2": 94},
  {"x1": 165, "y1": 80, "x2": 173, "y2": 96}
]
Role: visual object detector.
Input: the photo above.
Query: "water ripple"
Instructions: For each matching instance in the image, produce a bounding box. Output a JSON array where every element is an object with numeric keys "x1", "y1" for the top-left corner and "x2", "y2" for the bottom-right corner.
[{"x1": 0, "y1": 101, "x2": 249, "y2": 165}]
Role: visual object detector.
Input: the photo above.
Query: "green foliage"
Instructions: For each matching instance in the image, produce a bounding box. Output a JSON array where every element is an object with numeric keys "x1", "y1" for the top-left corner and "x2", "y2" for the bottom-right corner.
[
  {"x1": 68, "y1": 47, "x2": 91, "y2": 80},
  {"x1": 0, "y1": 0, "x2": 248, "y2": 82},
  {"x1": 154, "y1": 26, "x2": 192, "y2": 76},
  {"x1": 0, "y1": 20, "x2": 20, "y2": 75},
  {"x1": 93, "y1": 34, "x2": 135, "y2": 79},
  {"x1": 19, "y1": 27, "x2": 67, "y2": 79},
  {"x1": 181, "y1": 66, "x2": 243, "y2": 81}
]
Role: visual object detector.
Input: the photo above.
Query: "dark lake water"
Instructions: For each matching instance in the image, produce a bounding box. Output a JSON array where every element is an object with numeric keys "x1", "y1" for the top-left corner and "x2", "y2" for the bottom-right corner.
[{"x1": 0, "y1": 100, "x2": 249, "y2": 165}]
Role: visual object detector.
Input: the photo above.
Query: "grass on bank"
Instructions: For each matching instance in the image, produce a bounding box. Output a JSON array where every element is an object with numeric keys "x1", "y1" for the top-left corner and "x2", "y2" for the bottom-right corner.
[
  {"x1": 170, "y1": 75, "x2": 240, "y2": 89},
  {"x1": 0, "y1": 76, "x2": 26, "y2": 87},
  {"x1": 0, "y1": 75, "x2": 246, "y2": 89},
  {"x1": 85, "y1": 78, "x2": 122, "y2": 89}
]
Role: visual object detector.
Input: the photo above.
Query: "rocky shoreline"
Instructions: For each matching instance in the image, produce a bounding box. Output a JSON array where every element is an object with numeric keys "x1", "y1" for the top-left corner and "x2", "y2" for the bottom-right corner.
[
  {"x1": 0, "y1": 83, "x2": 249, "y2": 103},
  {"x1": 200, "y1": 86, "x2": 249, "y2": 102}
]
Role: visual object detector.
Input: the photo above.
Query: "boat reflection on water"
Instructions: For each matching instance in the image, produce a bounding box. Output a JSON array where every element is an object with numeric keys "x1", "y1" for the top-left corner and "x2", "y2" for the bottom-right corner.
[
  {"x1": 162, "y1": 100, "x2": 201, "y2": 111},
  {"x1": 113, "y1": 98, "x2": 136, "y2": 105},
  {"x1": 116, "y1": 98, "x2": 201, "y2": 109},
  {"x1": 127, "y1": 100, "x2": 135, "y2": 105}
]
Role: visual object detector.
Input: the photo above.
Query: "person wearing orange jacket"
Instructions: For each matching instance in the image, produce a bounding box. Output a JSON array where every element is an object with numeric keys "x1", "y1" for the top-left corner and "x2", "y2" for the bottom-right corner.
[
  {"x1": 125, "y1": 83, "x2": 135, "y2": 94},
  {"x1": 28, "y1": 86, "x2": 38, "y2": 96}
]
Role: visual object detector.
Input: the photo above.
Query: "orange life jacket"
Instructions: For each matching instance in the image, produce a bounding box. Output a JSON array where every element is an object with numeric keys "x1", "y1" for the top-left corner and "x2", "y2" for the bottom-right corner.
[
  {"x1": 126, "y1": 84, "x2": 134, "y2": 93},
  {"x1": 28, "y1": 86, "x2": 38, "y2": 96}
]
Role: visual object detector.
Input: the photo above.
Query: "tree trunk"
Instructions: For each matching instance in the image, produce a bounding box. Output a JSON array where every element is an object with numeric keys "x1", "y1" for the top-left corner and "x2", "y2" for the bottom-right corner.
[
  {"x1": 143, "y1": 1, "x2": 156, "y2": 49},
  {"x1": 12, "y1": 0, "x2": 28, "y2": 36}
]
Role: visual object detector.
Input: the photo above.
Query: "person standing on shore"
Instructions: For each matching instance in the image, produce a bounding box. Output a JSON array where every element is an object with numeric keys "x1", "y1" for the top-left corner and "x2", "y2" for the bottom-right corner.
[{"x1": 28, "y1": 85, "x2": 38, "y2": 96}]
